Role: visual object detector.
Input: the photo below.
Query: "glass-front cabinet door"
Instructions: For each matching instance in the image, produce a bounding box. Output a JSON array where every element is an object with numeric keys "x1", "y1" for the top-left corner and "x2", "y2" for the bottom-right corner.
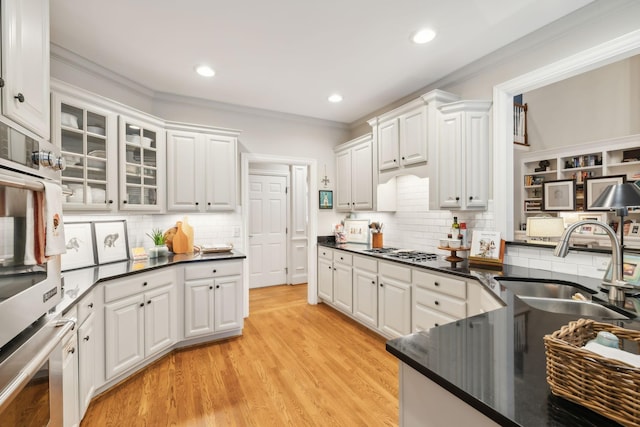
[
  {"x1": 118, "y1": 115, "x2": 165, "y2": 211},
  {"x1": 51, "y1": 92, "x2": 118, "y2": 211}
]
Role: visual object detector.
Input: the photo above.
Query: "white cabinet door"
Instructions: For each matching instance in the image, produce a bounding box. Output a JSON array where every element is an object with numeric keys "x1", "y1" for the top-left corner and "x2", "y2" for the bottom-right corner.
[
  {"x1": 77, "y1": 314, "x2": 96, "y2": 419},
  {"x1": 144, "y1": 284, "x2": 177, "y2": 356},
  {"x1": 378, "y1": 277, "x2": 411, "y2": 338},
  {"x1": 317, "y1": 256, "x2": 334, "y2": 301},
  {"x1": 438, "y1": 112, "x2": 463, "y2": 209},
  {"x1": 203, "y1": 134, "x2": 237, "y2": 211},
  {"x1": 464, "y1": 110, "x2": 490, "y2": 209},
  {"x1": 378, "y1": 118, "x2": 400, "y2": 171},
  {"x1": 400, "y1": 106, "x2": 427, "y2": 166},
  {"x1": 184, "y1": 278, "x2": 215, "y2": 338},
  {"x1": 351, "y1": 141, "x2": 373, "y2": 210},
  {"x1": 104, "y1": 294, "x2": 145, "y2": 379},
  {"x1": 353, "y1": 268, "x2": 378, "y2": 328},
  {"x1": 214, "y1": 275, "x2": 243, "y2": 332},
  {"x1": 1, "y1": 0, "x2": 50, "y2": 139},
  {"x1": 166, "y1": 130, "x2": 200, "y2": 211},
  {"x1": 335, "y1": 149, "x2": 353, "y2": 211},
  {"x1": 333, "y1": 262, "x2": 353, "y2": 313},
  {"x1": 61, "y1": 332, "x2": 79, "y2": 427}
]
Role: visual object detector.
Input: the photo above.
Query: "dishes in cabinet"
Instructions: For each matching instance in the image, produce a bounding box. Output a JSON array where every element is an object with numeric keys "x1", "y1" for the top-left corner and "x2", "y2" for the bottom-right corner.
[
  {"x1": 87, "y1": 125, "x2": 105, "y2": 135},
  {"x1": 87, "y1": 150, "x2": 106, "y2": 158},
  {"x1": 65, "y1": 154, "x2": 83, "y2": 166},
  {"x1": 126, "y1": 134, "x2": 141, "y2": 144},
  {"x1": 61, "y1": 112, "x2": 79, "y2": 128},
  {"x1": 90, "y1": 188, "x2": 106, "y2": 203},
  {"x1": 141, "y1": 137, "x2": 153, "y2": 148}
]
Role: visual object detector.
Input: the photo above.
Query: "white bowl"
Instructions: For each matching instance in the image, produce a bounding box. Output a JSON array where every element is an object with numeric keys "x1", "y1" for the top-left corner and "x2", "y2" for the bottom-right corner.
[
  {"x1": 126, "y1": 134, "x2": 141, "y2": 144},
  {"x1": 141, "y1": 137, "x2": 153, "y2": 148},
  {"x1": 448, "y1": 239, "x2": 461, "y2": 249},
  {"x1": 87, "y1": 125, "x2": 105, "y2": 135},
  {"x1": 439, "y1": 238, "x2": 449, "y2": 248},
  {"x1": 61, "y1": 112, "x2": 79, "y2": 128}
]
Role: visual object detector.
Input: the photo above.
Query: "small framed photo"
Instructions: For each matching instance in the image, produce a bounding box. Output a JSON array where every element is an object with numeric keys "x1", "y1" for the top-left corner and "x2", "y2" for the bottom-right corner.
[
  {"x1": 604, "y1": 253, "x2": 640, "y2": 286},
  {"x1": 319, "y1": 190, "x2": 333, "y2": 209},
  {"x1": 61, "y1": 222, "x2": 96, "y2": 271},
  {"x1": 543, "y1": 179, "x2": 576, "y2": 211},
  {"x1": 584, "y1": 174, "x2": 626, "y2": 211},
  {"x1": 579, "y1": 224, "x2": 594, "y2": 234},
  {"x1": 343, "y1": 219, "x2": 370, "y2": 244},
  {"x1": 629, "y1": 223, "x2": 640, "y2": 237},
  {"x1": 93, "y1": 220, "x2": 129, "y2": 264},
  {"x1": 577, "y1": 213, "x2": 608, "y2": 235}
]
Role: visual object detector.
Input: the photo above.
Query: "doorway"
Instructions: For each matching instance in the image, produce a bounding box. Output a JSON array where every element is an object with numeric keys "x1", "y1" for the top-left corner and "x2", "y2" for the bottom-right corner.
[
  {"x1": 241, "y1": 153, "x2": 318, "y2": 317},
  {"x1": 248, "y1": 171, "x2": 288, "y2": 288}
]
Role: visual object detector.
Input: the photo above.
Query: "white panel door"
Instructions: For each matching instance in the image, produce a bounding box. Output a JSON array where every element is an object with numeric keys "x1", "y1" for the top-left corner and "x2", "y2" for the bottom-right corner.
[
  {"x1": 378, "y1": 118, "x2": 400, "y2": 171},
  {"x1": 144, "y1": 284, "x2": 177, "y2": 357},
  {"x1": 214, "y1": 275, "x2": 243, "y2": 332},
  {"x1": 104, "y1": 294, "x2": 145, "y2": 379},
  {"x1": 249, "y1": 174, "x2": 287, "y2": 288},
  {"x1": 400, "y1": 107, "x2": 427, "y2": 166}
]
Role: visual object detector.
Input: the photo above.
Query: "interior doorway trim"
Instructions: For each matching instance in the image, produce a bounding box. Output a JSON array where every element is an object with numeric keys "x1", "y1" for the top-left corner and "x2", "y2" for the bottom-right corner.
[
  {"x1": 241, "y1": 153, "x2": 318, "y2": 317},
  {"x1": 493, "y1": 29, "x2": 640, "y2": 241}
]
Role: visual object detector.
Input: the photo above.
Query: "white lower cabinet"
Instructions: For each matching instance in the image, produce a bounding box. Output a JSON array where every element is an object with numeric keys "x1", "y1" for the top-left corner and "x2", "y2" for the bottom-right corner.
[
  {"x1": 77, "y1": 313, "x2": 95, "y2": 419},
  {"x1": 317, "y1": 248, "x2": 334, "y2": 301},
  {"x1": 412, "y1": 269, "x2": 467, "y2": 332},
  {"x1": 62, "y1": 324, "x2": 79, "y2": 427},
  {"x1": 104, "y1": 270, "x2": 177, "y2": 380},
  {"x1": 353, "y1": 255, "x2": 378, "y2": 328},
  {"x1": 378, "y1": 261, "x2": 412, "y2": 338},
  {"x1": 332, "y1": 253, "x2": 353, "y2": 313},
  {"x1": 184, "y1": 260, "x2": 243, "y2": 338}
]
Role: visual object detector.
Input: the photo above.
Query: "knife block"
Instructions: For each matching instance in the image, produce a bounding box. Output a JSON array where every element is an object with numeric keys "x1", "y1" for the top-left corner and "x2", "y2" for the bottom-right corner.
[{"x1": 372, "y1": 233, "x2": 383, "y2": 248}]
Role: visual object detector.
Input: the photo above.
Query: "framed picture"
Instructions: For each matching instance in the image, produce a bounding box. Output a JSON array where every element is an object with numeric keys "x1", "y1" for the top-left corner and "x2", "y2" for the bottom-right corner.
[
  {"x1": 577, "y1": 213, "x2": 608, "y2": 235},
  {"x1": 93, "y1": 220, "x2": 129, "y2": 264},
  {"x1": 584, "y1": 174, "x2": 626, "y2": 210},
  {"x1": 579, "y1": 224, "x2": 594, "y2": 234},
  {"x1": 469, "y1": 230, "x2": 502, "y2": 261},
  {"x1": 319, "y1": 190, "x2": 333, "y2": 209},
  {"x1": 629, "y1": 223, "x2": 640, "y2": 237},
  {"x1": 604, "y1": 253, "x2": 640, "y2": 287},
  {"x1": 344, "y1": 219, "x2": 370, "y2": 244},
  {"x1": 61, "y1": 222, "x2": 96, "y2": 271},
  {"x1": 542, "y1": 179, "x2": 576, "y2": 211}
]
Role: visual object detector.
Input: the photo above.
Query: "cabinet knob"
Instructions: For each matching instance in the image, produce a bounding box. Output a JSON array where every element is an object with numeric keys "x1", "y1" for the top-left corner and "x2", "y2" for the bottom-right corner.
[
  {"x1": 208, "y1": 202, "x2": 211, "y2": 206},
  {"x1": 88, "y1": 302, "x2": 94, "y2": 308},
  {"x1": 434, "y1": 282, "x2": 440, "y2": 287},
  {"x1": 14, "y1": 93, "x2": 24, "y2": 103},
  {"x1": 213, "y1": 269, "x2": 217, "y2": 273},
  {"x1": 195, "y1": 202, "x2": 199, "y2": 206},
  {"x1": 216, "y1": 285, "x2": 220, "y2": 289},
  {"x1": 434, "y1": 300, "x2": 440, "y2": 306},
  {"x1": 143, "y1": 282, "x2": 148, "y2": 286},
  {"x1": 147, "y1": 300, "x2": 152, "y2": 304},
  {"x1": 209, "y1": 286, "x2": 213, "y2": 290},
  {"x1": 401, "y1": 156, "x2": 405, "y2": 160},
  {"x1": 84, "y1": 336, "x2": 90, "y2": 342},
  {"x1": 469, "y1": 196, "x2": 473, "y2": 200},
  {"x1": 380, "y1": 283, "x2": 384, "y2": 287},
  {"x1": 371, "y1": 280, "x2": 375, "y2": 285},
  {"x1": 108, "y1": 200, "x2": 114, "y2": 204},
  {"x1": 434, "y1": 323, "x2": 439, "y2": 327},
  {"x1": 455, "y1": 196, "x2": 460, "y2": 201},
  {"x1": 328, "y1": 266, "x2": 331, "y2": 270},
  {"x1": 340, "y1": 256, "x2": 343, "y2": 260},
  {"x1": 393, "y1": 159, "x2": 397, "y2": 163},
  {"x1": 333, "y1": 267, "x2": 337, "y2": 271},
  {"x1": 139, "y1": 303, "x2": 145, "y2": 307},
  {"x1": 123, "y1": 200, "x2": 128, "y2": 204}
]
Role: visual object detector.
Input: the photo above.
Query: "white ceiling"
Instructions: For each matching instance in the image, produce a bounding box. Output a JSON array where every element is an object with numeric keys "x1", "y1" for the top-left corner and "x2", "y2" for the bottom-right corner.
[{"x1": 50, "y1": 0, "x2": 593, "y2": 124}]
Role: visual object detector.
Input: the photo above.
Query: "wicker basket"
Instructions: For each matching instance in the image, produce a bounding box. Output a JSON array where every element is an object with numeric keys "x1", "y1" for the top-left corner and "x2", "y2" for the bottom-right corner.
[{"x1": 544, "y1": 318, "x2": 640, "y2": 426}]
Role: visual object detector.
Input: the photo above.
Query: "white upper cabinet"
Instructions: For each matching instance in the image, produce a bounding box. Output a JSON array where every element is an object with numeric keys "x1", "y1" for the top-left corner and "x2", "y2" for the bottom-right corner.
[
  {"x1": 378, "y1": 118, "x2": 400, "y2": 171},
  {"x1": 1, "y1": 0, "x2": 50, "y2": 139},
  {"x1": 166, "y1": 124, "x2": 239, "y2": 212},
  {"x1": 438, "y1": 100, "x2": 492, "y2": 210},
  {"x1": 334, "y1": 134, "x2": 374, "y2": 212},
  {"x1": 119, "y1": 114, "x2": 166, "y2": 212}
]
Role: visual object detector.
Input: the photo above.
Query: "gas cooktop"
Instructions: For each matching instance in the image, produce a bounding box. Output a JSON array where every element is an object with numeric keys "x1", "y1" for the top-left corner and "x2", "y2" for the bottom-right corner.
[{"x1": 363, "y1": 248, "x2": 439, "y2": 262}]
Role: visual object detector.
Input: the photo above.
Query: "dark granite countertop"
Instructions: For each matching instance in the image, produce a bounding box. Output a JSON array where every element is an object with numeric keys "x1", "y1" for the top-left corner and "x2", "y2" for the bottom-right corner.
[
  {"x1": 320, "y1": 241, "x2": 638, "y2": 426},
  {"x1": 58, "y1": 251, "x2": 246, "y2": 316}
]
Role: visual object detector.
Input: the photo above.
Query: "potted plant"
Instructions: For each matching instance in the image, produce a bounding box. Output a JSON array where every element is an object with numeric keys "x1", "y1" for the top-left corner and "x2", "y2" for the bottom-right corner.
[{"x1": 146, "y1": 228, "x2": 168, "y2": 258}]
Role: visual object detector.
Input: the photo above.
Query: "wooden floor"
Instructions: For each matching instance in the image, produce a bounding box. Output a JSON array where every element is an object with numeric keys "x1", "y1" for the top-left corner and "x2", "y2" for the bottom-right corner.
[{"x1": 81, "y1": 284, "x2": 399, "y2": 426}]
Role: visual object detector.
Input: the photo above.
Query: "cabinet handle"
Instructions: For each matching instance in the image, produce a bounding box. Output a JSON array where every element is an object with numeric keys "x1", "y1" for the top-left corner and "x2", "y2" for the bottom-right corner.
[
  {"x1": 14, "y1": 93, "x2": 24, "y2": 103},
  {"x1": 143, "y1": 282, "x2": 148, "y2": 286},
  {"x1": 139, "y1": 303, "x2": 144, "y2": 307},
  {"x1": 434, "y1": 282, "x2": 440, "y2": 287},
  {"x1": 88, "y1": 302, "x2": 94, "y2": 308},
  {"x1": 434, "y1": 300, "x2": 440, "y2": 306},
  {"x1": 68, "y1": 347, "x2": 75, "y2": 354},
  {"x1": 84, "y1": 336, "x2": 90, "y2": 342}
]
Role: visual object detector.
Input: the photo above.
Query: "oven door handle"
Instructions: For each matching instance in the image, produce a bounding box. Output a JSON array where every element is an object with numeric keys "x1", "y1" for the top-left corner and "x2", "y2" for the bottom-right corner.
[{"x1": 0, "y1": 317, "x2": 76, "y2": 413}]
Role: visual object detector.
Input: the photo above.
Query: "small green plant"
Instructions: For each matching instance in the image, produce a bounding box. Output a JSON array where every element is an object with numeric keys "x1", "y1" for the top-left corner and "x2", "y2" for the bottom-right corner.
[{"x1": 146, "y1": 228, "x2": 165, "y2": 246}]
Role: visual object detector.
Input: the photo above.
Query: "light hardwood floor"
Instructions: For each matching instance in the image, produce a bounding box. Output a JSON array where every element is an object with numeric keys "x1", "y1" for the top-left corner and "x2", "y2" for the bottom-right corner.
[{"x1": 81, "y1": 284, "x2": 399, "y2": 426}]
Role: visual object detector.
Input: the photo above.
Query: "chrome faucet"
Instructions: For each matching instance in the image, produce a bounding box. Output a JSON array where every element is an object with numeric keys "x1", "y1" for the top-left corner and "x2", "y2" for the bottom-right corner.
[{"x1": 554, "y1": 220, "x2": 627, "y2": 305}]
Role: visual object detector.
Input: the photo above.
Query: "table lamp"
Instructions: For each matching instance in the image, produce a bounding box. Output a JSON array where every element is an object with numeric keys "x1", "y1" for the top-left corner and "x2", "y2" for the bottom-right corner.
[{"x1": 526, "y1": 216, "x2": 566, "y2": 243}]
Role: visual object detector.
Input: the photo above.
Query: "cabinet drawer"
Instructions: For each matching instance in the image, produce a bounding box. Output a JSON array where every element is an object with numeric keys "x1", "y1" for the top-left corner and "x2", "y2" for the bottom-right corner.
[
  {"x1": 379, "y1": 261, "x2": 411, "y2": 282},
  {"x1": 414, "y1": 288, "x2": 466, "y2": 319},
  {"x1": 77, "y1": 289, "x2": 96, "y2": 326},
  {"x1": 333, "y1": 251, "x2": 352, "y2": 265},
  {"x1": 318, "y1": 247, "x2": 333, "y2": 260},
  {"x1": 413, "y1": 270, "x2": 466, "y2": 299},
  {"x1": 104, "y1": 269, "x2": 176, "y2": 303},
  {"x1": 413, "y1": 305, "x2": 457, "y2": 331},
  {"x1": 353, "y1": 255, "x2": 377, "y2": 273},
  {"x1": 184, "y1": 260, "x2": 242, "y2": 281}
]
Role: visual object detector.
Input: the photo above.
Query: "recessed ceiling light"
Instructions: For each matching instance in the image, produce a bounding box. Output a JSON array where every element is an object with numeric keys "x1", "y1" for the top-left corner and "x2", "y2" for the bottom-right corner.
[
  {"x1": 411, "y1": 28, "x2": 436, "y2": 44},
  {"x1": 328, "y1": 94, "x2": 343, "y2": 103},
  {"x1": 195, "y1": 65, "x2": 215, "y2": 77}
]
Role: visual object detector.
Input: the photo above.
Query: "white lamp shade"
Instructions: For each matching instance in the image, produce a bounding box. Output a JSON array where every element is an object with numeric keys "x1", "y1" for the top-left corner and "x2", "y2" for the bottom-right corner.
[{"x1": 526, "y1": 217, "x2": 566, "y2": 238}]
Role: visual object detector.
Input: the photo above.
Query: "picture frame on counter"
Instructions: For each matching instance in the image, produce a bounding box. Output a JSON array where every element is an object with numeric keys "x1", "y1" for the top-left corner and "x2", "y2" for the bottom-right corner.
[
  {"x1": 61, "y1": 222, "x2": 96, "y2": 271},
  {"x1": 629, "y1": 223, "x2": 640, "y2": 237},
  {"x1": 93, "y1": 220, "x2": 130, "y2": 264},
  {"x1": 604, "y1": 253, "x2": 640, "y2": 287},
  {"x1": 542, "y1": 179, "x2": 576, "y2": 211},
  {"x1": 319, "y1": 190, "x2": 333, "y2": 209},
  {"x1": 343, "y1": 219, "x2": 370, "y2": 244},
  {"x1": 577, "y1": 213, "x2": 608, "y2": 235},
  {"x1": 584, "y1": 174, "x2": 626, "y2": 211}
]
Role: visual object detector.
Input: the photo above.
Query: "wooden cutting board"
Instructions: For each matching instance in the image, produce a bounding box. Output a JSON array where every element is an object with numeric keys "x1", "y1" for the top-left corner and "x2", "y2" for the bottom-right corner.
[{"x1": 172, "y1": 222, "x2": 189, "y2": 254}]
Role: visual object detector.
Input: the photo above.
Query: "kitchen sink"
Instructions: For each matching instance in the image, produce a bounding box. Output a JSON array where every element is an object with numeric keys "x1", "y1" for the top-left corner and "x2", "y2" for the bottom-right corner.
[
  {"x1": 498, "y1": 280, "x2": 597, "y2": 300},
  {"x1": 517, "y1": 296, "x2": 631, "y2": 319}
]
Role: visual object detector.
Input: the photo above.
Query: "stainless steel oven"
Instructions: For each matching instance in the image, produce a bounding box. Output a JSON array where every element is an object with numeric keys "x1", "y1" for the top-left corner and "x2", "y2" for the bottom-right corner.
[
  {"x1": 0, "y1": 316, "x2": 75, "y2": 427},
  {"x1": 0, "y1": 120, "x2": 66, "y2": 350}
]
